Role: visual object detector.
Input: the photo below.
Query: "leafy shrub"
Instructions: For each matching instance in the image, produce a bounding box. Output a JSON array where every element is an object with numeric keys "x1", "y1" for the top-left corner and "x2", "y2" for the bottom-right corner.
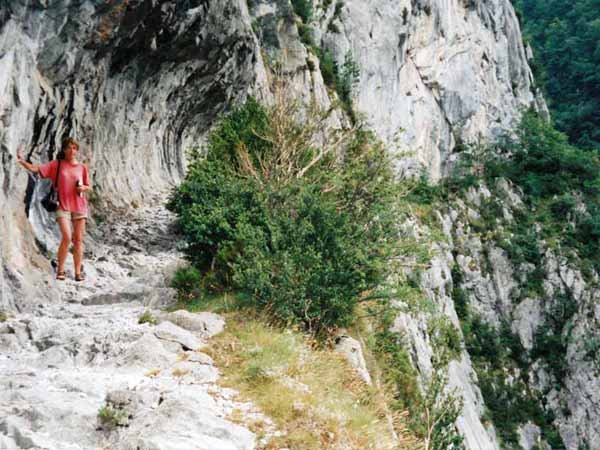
[
  {"x1": 582, "y1": 333, "x2": 600, "y2": 366},
  {"x1": 336, "y1": 51, "x2": 360, "y2": 117},
  {"x1": 314, "y1": 47, "x2": 336, "y2": 87},
  {"x1": 429, "y1": 316, "x2": 462, "y2": 367},
  {"x1": 486, "y1": 111, "x2": 599, "y2": 202},
  {"x1": 550, "y1": 194, "x2": 577, "y2": 218},
  {"x1": 531, "y1": 292, "x2": 577, "y2": 385},
  {"x1": 291, "y1": 0, "x2": 312, "y2": 22},
  {"x1": 450, "y1": 266, "x2": 469, "y2": 321},
  {"x1": 168, "y1": 93, "x2": 400, "y2": 333},
  {"x1": 297, "y1": 23, "x2": 314, "y2": 46},
  {"x1": 170, "y1": 266, "x2": 202, "y2": 301},
  {"x1": 406, "y1": 173, "x2": 444, "y2": 205}
]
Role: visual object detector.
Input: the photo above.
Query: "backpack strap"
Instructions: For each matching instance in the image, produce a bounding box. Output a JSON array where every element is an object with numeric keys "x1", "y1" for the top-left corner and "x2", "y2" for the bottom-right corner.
[{"x1": 54, "y1": 159, "x2": 61, "y2": 189}]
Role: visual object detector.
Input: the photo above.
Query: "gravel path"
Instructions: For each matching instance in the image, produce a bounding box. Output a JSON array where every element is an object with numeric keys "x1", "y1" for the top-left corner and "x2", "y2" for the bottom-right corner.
[{"x1": 0, "y1": 195, "x2": 263, "y2": 450}]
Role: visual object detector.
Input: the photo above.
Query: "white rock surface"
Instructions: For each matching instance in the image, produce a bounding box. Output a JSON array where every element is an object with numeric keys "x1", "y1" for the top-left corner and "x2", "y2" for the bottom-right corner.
[
  {"x1": 157, "y1": 310, "x2": 225, "y2": 339},
  {"x1": 0, "y1": 197, "x2": 266, "y2": 449},
  {"x1": 334, "y1": 335, "x2": 372, "y2": 385},
  {"x1": 315, "y1": 0, "x2": 546, "y2": 180}
]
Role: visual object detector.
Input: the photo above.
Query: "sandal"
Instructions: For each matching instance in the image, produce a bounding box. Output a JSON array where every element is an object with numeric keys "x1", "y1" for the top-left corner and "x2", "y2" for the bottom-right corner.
[
  {"x1": 75, "y1": 272, "x2": 85, "y2": 282},
  {"x1": 56, "y1": 271, "x2": 66, "y2": 281}
]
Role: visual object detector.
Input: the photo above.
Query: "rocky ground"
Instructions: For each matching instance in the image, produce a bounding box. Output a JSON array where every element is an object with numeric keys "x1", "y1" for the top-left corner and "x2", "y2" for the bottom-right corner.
[{"x1": 0, "y1": 195, "x2": 266, "y2": 450}]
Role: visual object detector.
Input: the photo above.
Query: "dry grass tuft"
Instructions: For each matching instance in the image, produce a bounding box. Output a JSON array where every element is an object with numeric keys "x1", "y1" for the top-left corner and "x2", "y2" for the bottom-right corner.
[
  {"x1": 145, "y1": 368, "x2": 161, "y2": 378},
  {"x1": 172, "y1": 367, "x2": 190, "y2": 378}
]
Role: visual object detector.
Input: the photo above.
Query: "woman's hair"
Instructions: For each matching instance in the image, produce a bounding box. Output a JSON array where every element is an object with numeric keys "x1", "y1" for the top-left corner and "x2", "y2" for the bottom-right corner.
[{"x1": 58, "y1": 137, "x2": 79, "y2": 160}]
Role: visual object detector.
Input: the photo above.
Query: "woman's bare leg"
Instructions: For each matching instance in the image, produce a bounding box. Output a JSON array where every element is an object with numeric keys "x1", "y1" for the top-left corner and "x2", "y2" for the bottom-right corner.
[
  {"x1": 57, "y1": 217, "x2": 72, "y2": 274},
  {"x1": 72, "y1": 218, "x2": 86, "y2": 277}
]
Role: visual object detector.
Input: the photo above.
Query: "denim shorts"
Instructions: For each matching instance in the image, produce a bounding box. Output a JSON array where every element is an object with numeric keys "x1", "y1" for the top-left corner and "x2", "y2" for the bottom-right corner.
[{"x1": 56, "y1": 208, "x2": 87, "y2": 221}]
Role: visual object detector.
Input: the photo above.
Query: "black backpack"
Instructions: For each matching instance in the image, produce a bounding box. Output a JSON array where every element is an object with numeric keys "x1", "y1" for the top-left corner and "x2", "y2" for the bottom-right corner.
[{"x1": 41, "y1": 160, "x2": 61, "y2": 212}]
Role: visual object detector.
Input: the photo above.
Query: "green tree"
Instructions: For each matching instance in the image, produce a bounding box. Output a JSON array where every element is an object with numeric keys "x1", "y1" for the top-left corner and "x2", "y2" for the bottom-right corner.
[
  {"x1": 513, "y1": 0, "x2": 600, "y2": 151},
  {"x1": 168, "y1": 88, "x2": 401, "y2": 333}
]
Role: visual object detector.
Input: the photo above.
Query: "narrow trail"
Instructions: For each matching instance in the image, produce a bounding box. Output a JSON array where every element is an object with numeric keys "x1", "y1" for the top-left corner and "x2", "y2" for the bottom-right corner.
[{"x1": 0, "y1": 194, "x2": 265, "y2": 450}]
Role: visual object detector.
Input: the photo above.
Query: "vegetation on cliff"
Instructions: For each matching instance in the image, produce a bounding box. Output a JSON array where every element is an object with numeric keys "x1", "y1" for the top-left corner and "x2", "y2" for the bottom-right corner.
[
  {"x1": 168, "y1": 89, "x2": 467, "y2": 448},
  {"x1": 168, "y1": 91, "x2": 401, "y2": 334},
  {"x1": 513, "y1": 0, "x2": 600, "y2": 151},
  {"x1": 411, "y1": 110, "x2": 600, "y2": 449}
]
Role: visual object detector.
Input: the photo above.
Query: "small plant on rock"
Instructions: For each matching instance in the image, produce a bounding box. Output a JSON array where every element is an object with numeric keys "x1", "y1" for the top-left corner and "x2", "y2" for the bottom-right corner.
[
  {"x1": 98, "y1": 404, "x2": 128, "y2": 430},
  {"x1": 138, "y1": 310, "x2": 157, "y2": 325}
]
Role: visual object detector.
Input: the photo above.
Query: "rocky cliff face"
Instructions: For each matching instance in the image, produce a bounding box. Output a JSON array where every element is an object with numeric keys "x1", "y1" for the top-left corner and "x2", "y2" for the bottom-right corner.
[
  {"x1": 1, "y1": 0, "x2": 267, "y2": 310},
  {"x1": 316, "y1": 0, "x2": 547, "y2": 179},
  {"x1": 3, "y1": 1, "x2": 588, "y2": 450},
  {"x1": 399, "y1": 180, "x2": 600, "y2": 450}
]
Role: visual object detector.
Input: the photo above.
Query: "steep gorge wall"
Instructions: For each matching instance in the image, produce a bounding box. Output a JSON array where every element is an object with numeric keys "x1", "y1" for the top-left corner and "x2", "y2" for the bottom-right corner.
[
  {"x1": 415, "y1": 181, "x2": 600, "y2": 450},
  {"x1": 0, "y1": 1, "x2": 564, "y2": 449},
  {"x1": 312, "y1": 0, "x2": 547, "y2": 179}
]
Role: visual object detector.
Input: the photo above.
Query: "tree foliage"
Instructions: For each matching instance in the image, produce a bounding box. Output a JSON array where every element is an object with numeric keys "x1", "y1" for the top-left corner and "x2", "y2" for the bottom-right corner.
[
  {"x1": 513, "y1": 0, "x2": 600, "y2": 151},
  {"x1": 168, "y1": 89, "x2": 401, "y2": 333}
]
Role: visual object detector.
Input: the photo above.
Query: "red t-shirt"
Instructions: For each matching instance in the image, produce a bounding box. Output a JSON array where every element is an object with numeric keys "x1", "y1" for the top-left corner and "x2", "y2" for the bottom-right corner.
[{"x1": 39, "y1": 160, "x2": 90, "y2": 214}]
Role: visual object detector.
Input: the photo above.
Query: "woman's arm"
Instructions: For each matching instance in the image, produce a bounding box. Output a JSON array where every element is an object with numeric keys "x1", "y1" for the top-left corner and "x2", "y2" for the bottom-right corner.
[
  {"x1": 76, "y1": 164, "x2": 92, "y2": 193},
  {"x1": 76, "y1": 183, "x2": 93, "y2": 193},
  {"x1": 16, "y1": 145, "x2": 40, "y2": 173}
]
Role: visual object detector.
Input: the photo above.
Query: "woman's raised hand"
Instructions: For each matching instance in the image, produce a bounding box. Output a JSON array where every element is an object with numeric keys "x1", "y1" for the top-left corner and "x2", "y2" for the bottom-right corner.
[{"x1": 16, "y1": 144, "x2": 25, "y2": 163}]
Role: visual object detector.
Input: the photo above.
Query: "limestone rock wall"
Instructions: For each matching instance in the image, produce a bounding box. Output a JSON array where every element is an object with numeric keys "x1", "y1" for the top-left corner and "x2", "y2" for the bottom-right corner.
[
  {"x1": 1, "y1": 0, "x2": 542, "y2": 310},
  {"x1": 314, "y1": 0, "x2": 544, "y2": 180},
  {"x1": 407, "y1": 181, "x2": 600, "y2": 450},
  {"x1": 1, "y1": 0, "x2": 268, "y2": 311}
]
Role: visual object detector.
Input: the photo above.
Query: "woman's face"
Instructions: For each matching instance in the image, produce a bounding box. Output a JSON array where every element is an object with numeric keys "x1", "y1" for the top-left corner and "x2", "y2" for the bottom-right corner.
[{"x1": 64, "y1": 143, "x2": 79, "y2": 161}]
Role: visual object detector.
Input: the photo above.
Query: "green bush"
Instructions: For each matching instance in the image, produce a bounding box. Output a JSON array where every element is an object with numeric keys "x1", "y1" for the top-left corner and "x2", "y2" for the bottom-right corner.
[
  {"x1": 314, "y1": 47, "x2": 336, "y2": 88},
  {"x1": 168, "y1": 97, "x2": 400, "y2": 333},
  {"x1": 291, "y1": 0, "x2": 312, "y2": 22},
  {"x1": 297, "y1": 23, "x2": 314, "y2": 46},
  {"x1": 171, "y1": 266, "x2": 203, "y2": 301},
  {"x1": 487, "y1": 111, "x2": 600, "y2": 201},
  {"x1": 336, "y1": 51, "x2": 360, "y2": 118},
  {"x1": 531, "y1": 292, "x2": 577, "y2": 386},
  {"x1": 550, "y1": 194, "x2": 577, "y2": 218},
  {"x1": 450, "y1": 266, "x2": 469, "y2": 321}
]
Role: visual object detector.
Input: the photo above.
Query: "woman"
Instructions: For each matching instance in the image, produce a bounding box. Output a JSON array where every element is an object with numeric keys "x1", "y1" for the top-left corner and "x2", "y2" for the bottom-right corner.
[{"x1": 17, "y1": 138, "x2": 92, "y2": 281}]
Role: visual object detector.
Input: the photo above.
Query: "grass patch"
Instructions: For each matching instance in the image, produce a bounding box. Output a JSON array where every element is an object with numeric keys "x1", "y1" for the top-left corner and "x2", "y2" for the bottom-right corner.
[
  {"x1": 138, "y1": 310, "x2": 157, "y2": 325},
  {"x1": 203, "y1": 306, "x2": 410, "y2": 450},
  {"x1": 97, "y1": 404, "x2": 128, "y2": 430}
]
